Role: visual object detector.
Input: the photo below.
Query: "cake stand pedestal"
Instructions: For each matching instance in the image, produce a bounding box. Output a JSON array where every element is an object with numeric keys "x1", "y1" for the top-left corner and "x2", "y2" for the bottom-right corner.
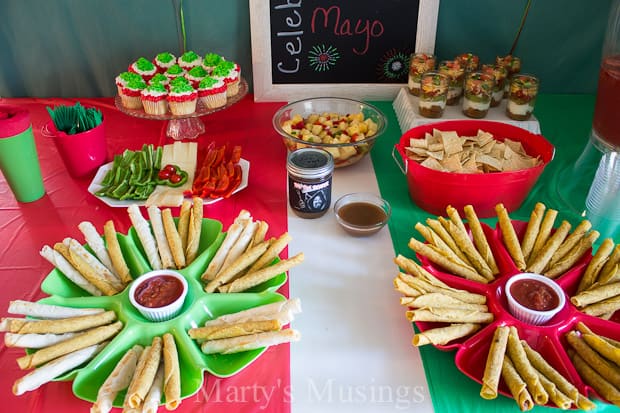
[{"x1": 115, "y1": 77, "x2": 248, "y2": 141}]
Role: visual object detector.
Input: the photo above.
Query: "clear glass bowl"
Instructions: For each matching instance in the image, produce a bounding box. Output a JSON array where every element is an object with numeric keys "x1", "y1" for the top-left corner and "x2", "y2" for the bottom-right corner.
[
  {"x1": 334, "y1": 192, "x2": 391, "y2": 236},
  {"x1": 272, "y1": 97, "x2": 387, "y2": 168}
]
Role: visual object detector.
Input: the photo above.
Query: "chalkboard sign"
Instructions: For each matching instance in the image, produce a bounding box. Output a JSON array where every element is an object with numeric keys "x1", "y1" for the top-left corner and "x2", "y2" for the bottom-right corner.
[
  {"x1": 250, "y1": 0, "x2": 439, "y2": 102},
  {"x1": 271, "y1": 1, "x2": 419, "y2": 84}
]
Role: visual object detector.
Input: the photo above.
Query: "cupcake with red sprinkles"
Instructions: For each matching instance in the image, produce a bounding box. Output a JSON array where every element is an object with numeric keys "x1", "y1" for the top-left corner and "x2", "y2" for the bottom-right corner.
[
  {"x1": 128, "y1": 57, "x2": 157, "y2": 82},
  {"x1": 154, "y1": 52, "x2": 176, "y2": 73},
  {"x1": 167, "y1": 82, "x2": 198, "y2": 115},
  {"x1": 141, "y1": 83, "x2": 169, "y2": 115},
  {"x1": 120, "y1": 78, "x2": 147, "y2": 110},
  {"x1": 197, "y1": 76, "x2": 227, "y2": 109},
  {"x1": 185, "y1": 66, "x2": 208, "y2": 88},
  {"x1": 178, "y1": 51, "x2": 202, "y2": 71}
]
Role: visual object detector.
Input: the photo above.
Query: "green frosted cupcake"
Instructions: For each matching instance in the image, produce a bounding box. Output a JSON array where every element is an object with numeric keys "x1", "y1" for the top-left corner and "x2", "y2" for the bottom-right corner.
[
  {"x1": 178, "y1": 50, "x2": 202, "y2": 71},
  {"x1": 149, "y1": 73, "x2": 169, "y2": 87},
  {"x1": 115, "y1": 71, "x2": 142, "y2": 95},
  {"x1": 169, "y1": 76, "x2": 190, "y2": 88},
  {"x1": 164, "y1": 64, "x2": 186, "y2": 81},
  {"x1": 129, "y1": 57, "x2": 157, "y2": 81},
  {"x1": 186, "y1": 66, "x2": 208, "y2": 88},
  {"x1": 198, "y1": 76, "x2": 227, "y2": 109},
  {"x1": 212, "y1": 60, "x2": 240, "y2": 97},
  {"x1": 202, "y1": 52, "x2": 224, "y2": 72},
  {"x1": 167, "y1": 82, "x2": 198, "y2": 115},
  {"x1": 154, "y1": 52, "x2": 176, "y2": 72},
  {"x1": 141, "y1": 82, "x2": 169, "y2": 115},
  {"x1": 120, "y1": 78, "x2": 147, "y2": 110}
]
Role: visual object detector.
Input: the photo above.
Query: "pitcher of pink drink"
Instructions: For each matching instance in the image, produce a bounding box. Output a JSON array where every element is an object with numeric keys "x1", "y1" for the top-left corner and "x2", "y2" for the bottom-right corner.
[{"x1": 586, "y1": 0, "x2": 620, "y2": 238}]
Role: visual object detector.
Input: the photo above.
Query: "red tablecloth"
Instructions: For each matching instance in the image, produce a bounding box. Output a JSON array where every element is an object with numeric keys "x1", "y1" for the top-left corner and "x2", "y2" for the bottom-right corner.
[{"x1": 0, "y1": 96, "x2": 292, "y2": 412}]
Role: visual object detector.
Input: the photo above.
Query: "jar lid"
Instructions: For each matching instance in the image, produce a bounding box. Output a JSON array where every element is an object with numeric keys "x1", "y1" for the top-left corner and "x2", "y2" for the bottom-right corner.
[{"x1": 287, "y1": 148, "x2": 334, "y2": 179}]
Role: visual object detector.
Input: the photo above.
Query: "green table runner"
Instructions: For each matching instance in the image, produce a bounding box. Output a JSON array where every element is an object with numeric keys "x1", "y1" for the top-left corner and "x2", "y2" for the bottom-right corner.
[{"x1": 370, "y1": 95, "x2": 617, "y2": 412}]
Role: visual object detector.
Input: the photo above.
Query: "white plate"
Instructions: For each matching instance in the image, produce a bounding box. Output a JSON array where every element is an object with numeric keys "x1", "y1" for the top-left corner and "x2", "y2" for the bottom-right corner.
[{"x1": 88, "y1": 158, "x2": 250, "y2": 207}]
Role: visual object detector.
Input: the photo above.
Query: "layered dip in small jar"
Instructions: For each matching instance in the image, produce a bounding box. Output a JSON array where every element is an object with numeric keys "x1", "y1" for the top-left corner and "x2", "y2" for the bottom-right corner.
[
  {"x1": 407, "y1": 53, "x2": 436, "y2": 96},
  {"x1": 506, "y1": 74, "x2": 539, "y2": 121},
  {"x1": 462, "y1": 71, "x2": 495, "y2": 119},
  {"x1": 481, "y1": 64, "x2": 508, "y2": 107},
  {"x1": 418, "y1": 72, "x2": 449, "y2": 118},
  {"x1": 455, "y1": 52, "x2": 480, "y2": 73},
  {"x1": 438, "y1": 60, "x2": 465, "y2": 105},
  {"x1": 496, "y1": 55, "x2": 522, "y2": 97}
]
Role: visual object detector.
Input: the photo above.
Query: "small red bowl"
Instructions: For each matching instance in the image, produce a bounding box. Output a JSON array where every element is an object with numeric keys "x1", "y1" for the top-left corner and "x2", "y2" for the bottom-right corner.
[{"x1": 394, "y1": 120, "x2": 555, "y2": 218}]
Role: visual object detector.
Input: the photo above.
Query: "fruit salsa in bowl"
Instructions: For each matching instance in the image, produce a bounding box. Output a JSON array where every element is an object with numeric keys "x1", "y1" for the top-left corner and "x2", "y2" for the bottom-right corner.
[{"x1": 272, "y1": 97, "x2": 387, "y2": 168}]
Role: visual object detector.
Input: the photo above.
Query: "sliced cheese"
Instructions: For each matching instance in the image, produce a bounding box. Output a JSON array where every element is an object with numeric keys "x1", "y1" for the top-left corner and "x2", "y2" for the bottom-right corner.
[{"x1": 145, "y1": 142, "x2": 198, "y2": 207}]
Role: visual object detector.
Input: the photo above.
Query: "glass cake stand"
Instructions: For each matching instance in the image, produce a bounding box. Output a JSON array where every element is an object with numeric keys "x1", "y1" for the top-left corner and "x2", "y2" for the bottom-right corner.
[{"x1": 115, "y1": 77, "x2": 248, "y2": 140}]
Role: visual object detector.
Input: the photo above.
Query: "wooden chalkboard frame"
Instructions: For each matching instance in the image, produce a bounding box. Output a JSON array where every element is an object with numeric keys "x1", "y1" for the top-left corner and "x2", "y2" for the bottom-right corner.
[{"x1": 250, "y1": 0, "x2": 440, "y2": 102}]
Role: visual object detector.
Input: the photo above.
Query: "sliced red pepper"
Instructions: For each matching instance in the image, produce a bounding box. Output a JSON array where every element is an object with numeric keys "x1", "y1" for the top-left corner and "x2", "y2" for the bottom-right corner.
[
  {"x1": 199, "y1": 180, "x2": 216, "y2": 198},
  {"x1": 194, "y1": 165, "x2": 210, "y2": 186},
  {"x1": 190, "y1": 142, "x2": 244, "y2": 200},
  {"x1": 211, "y1": 174, "x2": 230, "y2": 196},
  {"x1": 225, "y1": 160, "x2": 235, "y2": 178},
  {"x1": 212, "y1": 145, "x2": 226, "y2": 167},
  {"x1": 221, "y1": 165, "x2": 242, "y2": 198},
  {"x1": 230, "y1": 145, "x2": 242, "y2": 163}
]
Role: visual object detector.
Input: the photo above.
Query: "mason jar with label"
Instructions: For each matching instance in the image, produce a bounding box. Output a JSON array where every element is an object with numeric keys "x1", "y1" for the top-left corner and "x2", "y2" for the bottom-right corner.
[{"x1": 287, "y1": 148, "x2": 334, "y2": 218}]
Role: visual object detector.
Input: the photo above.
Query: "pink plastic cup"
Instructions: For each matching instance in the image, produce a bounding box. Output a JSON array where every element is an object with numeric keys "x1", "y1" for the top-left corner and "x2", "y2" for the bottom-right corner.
[{"x1": 42, "y1": 119, "x2": 107, "y2": 178}]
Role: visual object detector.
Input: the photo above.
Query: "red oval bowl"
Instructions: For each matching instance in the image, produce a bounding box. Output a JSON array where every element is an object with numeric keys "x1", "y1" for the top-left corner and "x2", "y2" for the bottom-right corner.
[{"x1": 395, "y1": 120, "x2": 555, "y2": 218}]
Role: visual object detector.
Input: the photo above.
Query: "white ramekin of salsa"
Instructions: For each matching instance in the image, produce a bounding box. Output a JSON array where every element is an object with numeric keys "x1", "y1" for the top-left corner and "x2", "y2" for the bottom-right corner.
[
  {"x1": 129, "y1": 270, "x2": 188, "y2": 322},
  {"x1": 504, "y1": 273, "x2": 565, "y2": 325}
]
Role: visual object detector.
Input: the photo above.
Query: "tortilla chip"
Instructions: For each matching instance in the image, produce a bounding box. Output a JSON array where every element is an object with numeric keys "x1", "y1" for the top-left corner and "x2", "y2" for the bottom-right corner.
[
  {"x1": 441, "y1": 154, "x2": 463, "y2": 172},
  {"x1": 439, "y1": 131, "x2": 463, "y2": 156},
  {"x1": 478, "y1": 154, "x2": 503, "y2": 172},
  {"x1": 420, "y1": 157, "x2": 445, "y2": 171},
  {"x1": 406, "y1": 129, "x2": 541, "y2": 174}
]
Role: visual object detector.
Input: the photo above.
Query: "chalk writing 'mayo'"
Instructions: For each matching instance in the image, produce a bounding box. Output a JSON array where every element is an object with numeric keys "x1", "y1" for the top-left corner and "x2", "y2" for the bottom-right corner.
[{"x1": 310, "y1": 6, "x2": 384, "y2": 56}]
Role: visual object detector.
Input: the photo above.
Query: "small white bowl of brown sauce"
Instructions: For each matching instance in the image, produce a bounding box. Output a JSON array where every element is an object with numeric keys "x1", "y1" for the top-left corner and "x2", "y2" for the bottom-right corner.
[
  {"x1": 333, "y1": 192, "x2": 391, "y2": 237},
  {"x1": 505, "y1": 272, "x2": 565, "y2": 325}
]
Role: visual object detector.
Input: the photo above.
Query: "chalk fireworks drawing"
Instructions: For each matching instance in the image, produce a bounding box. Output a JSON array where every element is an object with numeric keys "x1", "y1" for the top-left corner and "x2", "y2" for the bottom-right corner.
[
  {"x1": 308, "y1": 44, "x2": 340, "y2": 72},
  {"x1": 377, "y1": 48, "x2": 410, "y2": 82}
]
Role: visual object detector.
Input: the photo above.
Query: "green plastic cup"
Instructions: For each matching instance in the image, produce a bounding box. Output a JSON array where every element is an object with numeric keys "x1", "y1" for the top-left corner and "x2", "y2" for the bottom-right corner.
[{"x1": 0, "y1": 106, "x2": 45, "y2": 202}]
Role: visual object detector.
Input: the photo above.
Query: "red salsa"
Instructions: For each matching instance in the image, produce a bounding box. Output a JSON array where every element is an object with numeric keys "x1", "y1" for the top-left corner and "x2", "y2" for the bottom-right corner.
[
  {"x1": 510, "y1": 279, "x2": 559, "y2": 312},
  {"x1": 134, "y1": 275, "x2": 184, "y2": 308}
]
